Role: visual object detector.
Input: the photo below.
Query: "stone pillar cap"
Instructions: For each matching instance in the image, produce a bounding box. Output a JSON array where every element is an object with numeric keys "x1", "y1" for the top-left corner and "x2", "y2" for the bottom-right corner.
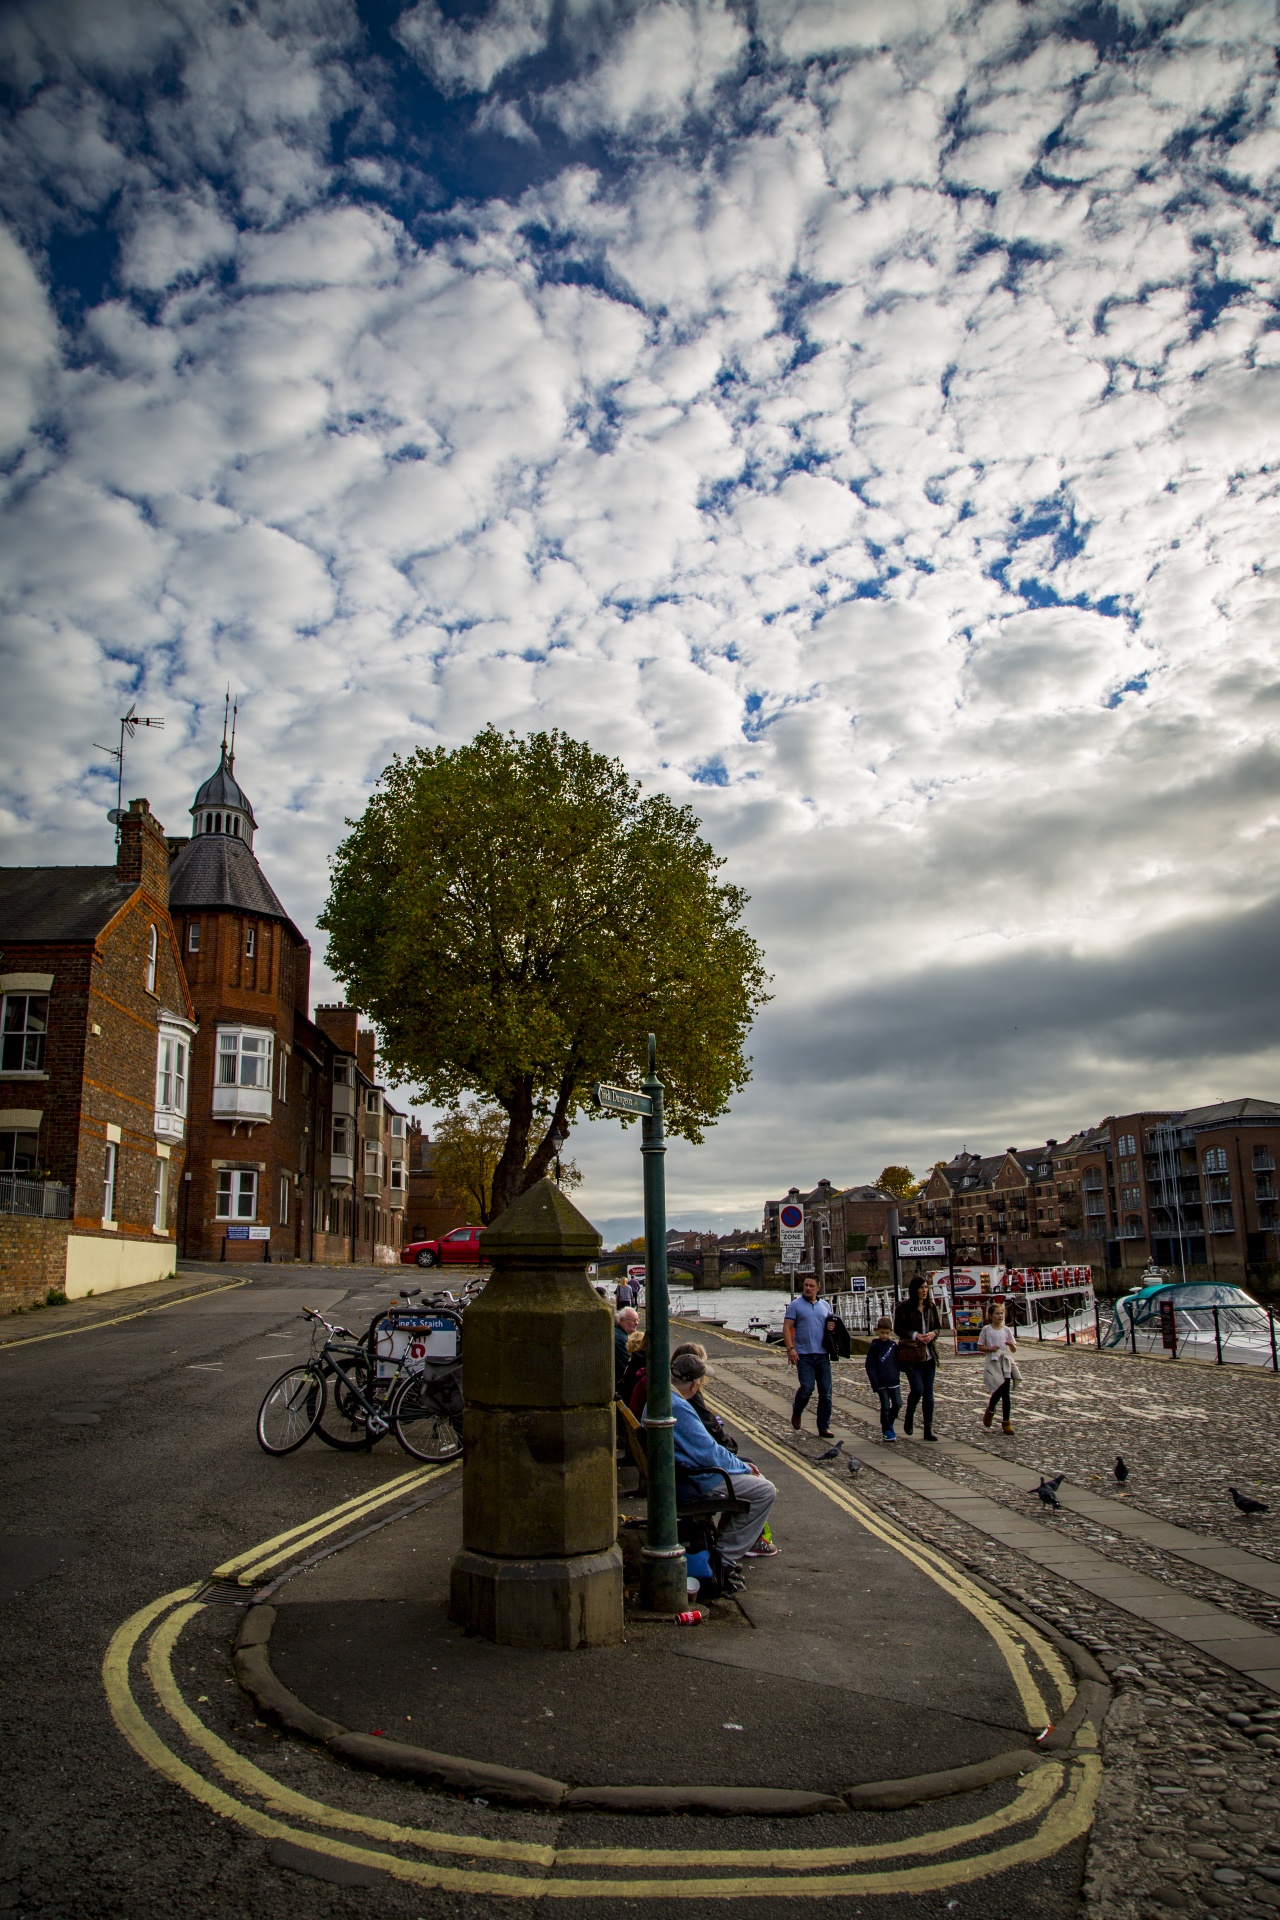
[{"x1": 480, "y1": 1178, "x2": 602, "y2": 1264}]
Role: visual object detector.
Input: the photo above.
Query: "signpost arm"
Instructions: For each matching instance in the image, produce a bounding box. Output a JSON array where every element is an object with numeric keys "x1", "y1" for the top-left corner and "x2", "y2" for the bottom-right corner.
[{"x1": 639, "y1": 1033, "x2": 686, "y2": 1613}]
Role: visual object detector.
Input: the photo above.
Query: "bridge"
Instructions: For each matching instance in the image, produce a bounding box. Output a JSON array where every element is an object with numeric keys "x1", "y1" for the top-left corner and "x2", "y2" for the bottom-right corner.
[{"x1": 596, "y1": 1245, "x2": 772, "y2": 1287}]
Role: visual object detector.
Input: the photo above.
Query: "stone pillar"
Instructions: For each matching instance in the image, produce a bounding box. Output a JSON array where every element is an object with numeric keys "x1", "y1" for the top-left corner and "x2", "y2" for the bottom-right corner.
[
  {"x1": 449, "y1": 1179, "x2": 623, "y2": 1650},
  {"x1": 700, "y1": 1242, "x2": 722, "y2": 1290}
]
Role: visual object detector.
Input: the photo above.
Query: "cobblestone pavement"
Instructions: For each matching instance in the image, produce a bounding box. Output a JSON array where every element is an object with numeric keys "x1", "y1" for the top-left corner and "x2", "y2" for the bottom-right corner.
[{"x1": 705, "y1": 1343, "x2": 1280, "y2": 1920}]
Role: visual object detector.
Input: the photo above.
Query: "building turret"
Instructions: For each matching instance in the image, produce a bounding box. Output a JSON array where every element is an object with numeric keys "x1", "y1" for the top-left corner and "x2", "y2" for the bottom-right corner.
[{"x1": 190, "y1": 746, "x2": 257, "y2": 849}]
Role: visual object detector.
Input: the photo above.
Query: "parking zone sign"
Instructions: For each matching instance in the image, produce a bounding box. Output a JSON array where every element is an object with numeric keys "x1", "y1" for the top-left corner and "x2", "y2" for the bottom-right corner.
[{"x1": 779, "y1": 1201, "x2": 804, "y2": 1264}]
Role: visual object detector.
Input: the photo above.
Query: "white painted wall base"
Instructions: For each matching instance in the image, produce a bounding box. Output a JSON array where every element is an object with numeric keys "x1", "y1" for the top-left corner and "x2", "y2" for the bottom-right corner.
[{"x1": 65, "y1": 1236, "x2": 177, "y2": 1299}]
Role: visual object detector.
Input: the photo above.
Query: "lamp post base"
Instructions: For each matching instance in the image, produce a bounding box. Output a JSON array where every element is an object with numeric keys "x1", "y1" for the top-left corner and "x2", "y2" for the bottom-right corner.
[{"x1": 640, "y1": 1545, "x2": 689, "y2": 1614}]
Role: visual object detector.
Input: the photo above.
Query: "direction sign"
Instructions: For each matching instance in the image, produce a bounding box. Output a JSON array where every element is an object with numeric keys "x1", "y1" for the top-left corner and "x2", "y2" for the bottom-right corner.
[
  {"x1": 898, "y1": 1236, "x2": 947, "y2": 1259},
  {"x1": 593, "y1": 1082, "x2": 653, "y2": 1115}
]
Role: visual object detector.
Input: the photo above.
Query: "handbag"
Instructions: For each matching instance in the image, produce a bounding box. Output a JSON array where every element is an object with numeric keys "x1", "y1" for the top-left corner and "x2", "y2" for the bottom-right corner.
[{"x1": 897, "y1": 1337, "x2": 930, "y2": 1367}]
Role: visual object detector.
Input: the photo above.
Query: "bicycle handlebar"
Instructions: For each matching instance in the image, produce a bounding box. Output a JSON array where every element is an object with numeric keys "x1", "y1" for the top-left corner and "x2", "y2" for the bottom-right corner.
[{"x1": 302, "y1": 1305, "x2": 357, "y2": 1340}]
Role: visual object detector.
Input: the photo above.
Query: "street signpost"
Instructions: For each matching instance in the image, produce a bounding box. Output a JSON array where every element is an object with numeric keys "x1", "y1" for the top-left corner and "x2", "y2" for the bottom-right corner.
[
  {"x1": 778, "y1": 1201, "x2": 804, "y2": 1293},
  {"x1": 592, "y1": 1037, "x2": 686, "y2": 1613}
]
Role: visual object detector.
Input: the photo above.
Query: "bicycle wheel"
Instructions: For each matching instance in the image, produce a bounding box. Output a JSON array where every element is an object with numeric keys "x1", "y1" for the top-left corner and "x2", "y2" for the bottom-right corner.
[
  {"x1": 390, "y1": 1374, "x2": 462, "y2": 1462},
  {"x1": 315, "y1": 1359, "x2": 377, "y2": 1451},
  {"x1": 257, "y1": 1367, "x2": 324, "y2": 1455}
]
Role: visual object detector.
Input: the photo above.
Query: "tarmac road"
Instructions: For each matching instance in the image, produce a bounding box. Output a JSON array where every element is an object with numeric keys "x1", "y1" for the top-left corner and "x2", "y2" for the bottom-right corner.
[{"x1": 0, "y1": 1271, "x2": 1090, "y2": 1919}]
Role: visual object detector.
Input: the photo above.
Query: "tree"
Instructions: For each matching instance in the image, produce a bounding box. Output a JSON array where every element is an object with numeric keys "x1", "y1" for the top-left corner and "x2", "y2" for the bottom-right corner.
[
  {"x1": 320, "y1": 727, "x2": 770, "y2": 1219},
  {"x1": 877, "y1": 1165, "x2": 919, "y2": 1201},
  {"x1": 433, "y1": 1099, "x2": 582, "y2": 1223}
]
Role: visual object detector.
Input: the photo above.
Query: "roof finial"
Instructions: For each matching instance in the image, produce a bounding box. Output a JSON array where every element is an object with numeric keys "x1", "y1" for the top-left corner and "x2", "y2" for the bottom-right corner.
[
  {"x1": 229, "y1": 694, "x2": 238, "y2": 769},
  {"x1": 221, "y1": 687, "x2": 230, "y2": 758}
]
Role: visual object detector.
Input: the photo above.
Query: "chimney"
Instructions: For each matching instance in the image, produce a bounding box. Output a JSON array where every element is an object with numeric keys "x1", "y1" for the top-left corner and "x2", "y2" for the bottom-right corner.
[
  {"x1": 314, "y1": 1003, "x2": 358, "y2": 1054},
  {"x1": 117, "y1": 798, "x2": 170, "y2": 907},
  {"x1": 356, "y1": 1028, "x2": 376, "y2": 1080}
]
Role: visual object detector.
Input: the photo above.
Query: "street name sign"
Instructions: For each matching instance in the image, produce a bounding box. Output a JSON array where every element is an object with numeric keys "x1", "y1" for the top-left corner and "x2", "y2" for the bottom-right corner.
[
  {"x1": 899, "y1": 1236, "x2": 947, "y2": 1258},
  {"x1": 593, "y1": 1082, "x2": 653, "y2": 1115}
]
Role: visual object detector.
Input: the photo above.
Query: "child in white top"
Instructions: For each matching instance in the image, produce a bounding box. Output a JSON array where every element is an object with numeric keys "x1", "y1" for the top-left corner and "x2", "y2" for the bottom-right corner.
[{"x1": 978, "y1": 1301, "x2": 1018, "y2": 1434}]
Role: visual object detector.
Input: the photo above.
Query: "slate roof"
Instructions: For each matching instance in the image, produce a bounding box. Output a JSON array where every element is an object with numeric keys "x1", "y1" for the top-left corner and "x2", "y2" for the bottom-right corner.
[
  {"x1": 193, "y1": 749, "x2": 257, "y2": 825},
  {"x1": 840, "y1": 1184, "x2": 895, "y2": 1203},
  {"x1": 1176, "y1": 1098, "x2": 1280, "y2": 1128},
  {"x1": 0, "y1": 866, "x2": 137, "y2": 942},
  {"x1": 168, "y1": 834, "x2": 293, "y2": 926}
]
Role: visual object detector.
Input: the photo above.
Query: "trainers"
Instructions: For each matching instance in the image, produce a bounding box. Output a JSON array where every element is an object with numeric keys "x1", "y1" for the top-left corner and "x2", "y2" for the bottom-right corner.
[
  {"x1": 746, "y1": 1541, "x2": 780, "y2": 1558},
  {"x1": 884, "y1": 1428, "x2": 897, "y2": 1442}
]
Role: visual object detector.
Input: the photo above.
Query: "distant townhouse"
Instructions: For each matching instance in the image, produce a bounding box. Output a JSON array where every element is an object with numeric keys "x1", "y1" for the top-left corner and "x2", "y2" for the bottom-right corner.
[
  {"x1": 764, "y1": 1178, "x2": 899, "y2": 1281},
  {"x1": 0, "y1": 799, "x2": 195, "y2": 1310},
  {"x1": 907, "y1": 1138, "x2": 1087, "y2": 1267},
  {"x1": 404, "y1": 1127, "x2": 470, "y2": 1244}
]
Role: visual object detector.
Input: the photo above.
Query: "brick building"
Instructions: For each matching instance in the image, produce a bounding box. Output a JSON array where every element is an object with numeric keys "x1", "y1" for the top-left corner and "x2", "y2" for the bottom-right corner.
[
  {"x1": 0, "y1": 800, "x2": 195, "y2": 1309},
  {"x1": 405, "y1": 1127, "x2": 470, "y2": 1244},
  {"x1": 764, "y1": 1179, "x2": 899, "y2": 1281},
  {"x1": 167, "y1": 746, "x2": 406, "y2": 1265},
  {"x1": 905, "y1": 1138, "x2": 1088, "y2": 1268}
]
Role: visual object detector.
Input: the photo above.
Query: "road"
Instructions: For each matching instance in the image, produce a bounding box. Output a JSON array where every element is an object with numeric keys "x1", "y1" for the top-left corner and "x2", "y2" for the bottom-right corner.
[{"x1": 0, "y1": 1265, "x2": 483, "y2": 1920}]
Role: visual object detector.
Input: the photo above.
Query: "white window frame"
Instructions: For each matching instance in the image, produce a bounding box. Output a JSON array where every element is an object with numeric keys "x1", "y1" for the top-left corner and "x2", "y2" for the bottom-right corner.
[
  {"x1": 145, "y1": 924, "x2": 158, "y2": 993},
  {"x1": 364, "y1": 1087, "x2": 381, "y2": 1115},
  {"x1": 389, "y1": 1158, "x2": 405, "y2": 1191},
  {"x1": 217, "y1": 1026, "x2": 273, "y2": 1090},
  {"x1": 364, "y1": 1140, "x2": 383, "y2": 1179},
  {"x1": 153, "y1": 1156, "x2": 169, "y2": 1232},
  {"x1": 333, "y1": 1059, "x2": 349, "y2": 1086},
  {"x1": 155, "y1": 1028, "x2": 190, "y2": 1126},
  {"x1": 245, "y1": 924, "x2": 256, "y2": 958},
  {"x1": 332, "y1": 1114, "x2": 352, "y2": 1156},
  {"x1": 188, "y1": 922, "x2": 200, "y2": 953},
  {"x1": 216, "y1": 1169, "x2": 258, "y2": 1220},
  {"x1": 1, "y1": 993, "x2": 49, "y2": 1074},
  {"x1": 103, "y1": 1142, "x2": 117, "y2": 1224}
]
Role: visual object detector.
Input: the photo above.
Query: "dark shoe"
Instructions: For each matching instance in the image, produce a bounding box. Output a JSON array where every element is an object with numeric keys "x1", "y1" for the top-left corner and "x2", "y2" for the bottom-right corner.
[
  {"x1": 923, "y1": 1432, "x2": 938, "y2": 1443},
  {"x1": 818, "y1": 1430, "x2": 835, "y2": 1440},
  {"x1": 903, "y1": 1418, "x2": 914, "y2": 1436},
  {"x1": 790, "y1": 1412, "x2": 801, "y2": 1430},
  {"x1": 722, "y1": 1566, "x2": 747, "y2": 1593}
]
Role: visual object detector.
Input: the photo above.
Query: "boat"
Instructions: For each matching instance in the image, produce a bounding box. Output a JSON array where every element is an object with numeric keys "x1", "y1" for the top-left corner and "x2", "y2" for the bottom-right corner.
[{"x1": 1102, "y1": 1266, "x2": 1277, "y2": 1366}]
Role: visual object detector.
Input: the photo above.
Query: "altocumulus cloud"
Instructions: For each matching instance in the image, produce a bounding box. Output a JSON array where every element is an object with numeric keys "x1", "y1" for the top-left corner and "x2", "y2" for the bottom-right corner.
[{"x1": 2, "y1": 0, "x2": 1280, "y2": 1233}]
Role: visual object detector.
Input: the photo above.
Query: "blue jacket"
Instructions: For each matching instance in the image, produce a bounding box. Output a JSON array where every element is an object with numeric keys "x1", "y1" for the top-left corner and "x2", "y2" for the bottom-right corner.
[
  {"x1": 656, "y1": 1391, "x2": 749, "y2": 1495},
  {"x1": 864, "y1": 1337, "x2": 901, "y2": 1390}
]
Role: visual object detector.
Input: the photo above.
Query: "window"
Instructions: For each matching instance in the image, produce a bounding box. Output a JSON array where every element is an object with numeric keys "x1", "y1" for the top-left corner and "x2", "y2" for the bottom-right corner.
[
  {"x1": 1203, "y1": 1146, "x2": 1228, "y2": 1173},
  {"x1": 245, "y1": 925, "x2": 256, "y2": 958},
  {"x1": 333, "y1": 1059, "x2": 349, "y2": 1086},
  {"x1": 218, "y1": 1028, "x2": 272, "y2": 1088},
  {"x1": 365, "y1": 1087, "x2": 380, "y2": 1115},
  {"x1": 1082, "y1": 1169, "x2": 1103, "y2": 1191},
  {"x1": 390, "y1": 1114, "x2": 405, "y2": 1141},
  {"x1": 332, "y1": 1114, "x2": 352, "y2": 1156},
  {"x1": 0, "y1": 1129, "x2": 39, "y2": 1172},
  {"x1": 2, "y1": 994, "x2": 49, "y2": 1072},
  {"x1": 364, "y1": 1140, "x2": 382, "y2": 1179},
  {"x1": 1256, "y1": 1177, "x2": 1276, "y2": 1201},
  {"x1": 188, "y1": 922, "x2": 200, "y2": 953},
  {"x1": 390, "y1": 1158, "x2": 405, "y2": 1191},
  {"x1": 232, "y1": 816, "x2": 240, "y2": 838},
  {"x1": 1122, "y1": 1185, "x2": 1142, "y2": 1209},
  {"x1": 278, "y1": 1174, "x2": 291, "y2": 1226},
  {"x1": 1117, "y1": 1133, "x2": 1137, "y2": 1156},
  {"x1": 103, "y1": 1142, "x2": 117, "y2": 1223},
  {"x1": 145, "y1": 924, "x2": 158, "y2": 993},
  {"x1": 1254, "y1": 1147, "x2": 1276, "y2": 1172},
  {"x1": 216, "y1": 1169, "x2": 257, "y2": 1220},
  {"x1": 153, "y1": 1157, "x2": 168, "y2": 1232},
  {"x1": 1206, "y1": 1174, "x2": 1232, "y2": 1204},
  {"x1": 277, "y1": 1049, "x2": 288, "y2": 1102},
  {"x1": 1085, "y1": 1192, "x2": 1106, "y2": 1216},
  {"x1": 155, "y1": 1032, "x2": 189, "y2": 1120}
]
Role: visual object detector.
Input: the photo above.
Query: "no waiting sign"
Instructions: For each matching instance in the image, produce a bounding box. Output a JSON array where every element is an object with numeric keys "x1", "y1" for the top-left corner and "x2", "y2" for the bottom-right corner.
[{"x1": 779, "y1": 1201, "x2": 804, "y2": 1264}]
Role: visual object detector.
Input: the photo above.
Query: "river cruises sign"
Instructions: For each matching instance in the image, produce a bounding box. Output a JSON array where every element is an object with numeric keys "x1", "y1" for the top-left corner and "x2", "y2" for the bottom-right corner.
[{"x1": 899, "y1": 1236, "x2": 947, "y2": 1258}]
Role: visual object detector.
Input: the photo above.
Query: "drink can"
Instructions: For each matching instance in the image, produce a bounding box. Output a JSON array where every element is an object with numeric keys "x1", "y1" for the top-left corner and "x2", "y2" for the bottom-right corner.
[{"x1": 675, "y1": 1609, "x2": 703, "y2": 1625}]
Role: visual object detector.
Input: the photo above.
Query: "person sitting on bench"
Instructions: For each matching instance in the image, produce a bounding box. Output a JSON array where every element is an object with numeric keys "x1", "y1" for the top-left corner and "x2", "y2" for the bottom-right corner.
[{"x1": 665, "y1": 1353, "x2": 776, "y2": 1589}]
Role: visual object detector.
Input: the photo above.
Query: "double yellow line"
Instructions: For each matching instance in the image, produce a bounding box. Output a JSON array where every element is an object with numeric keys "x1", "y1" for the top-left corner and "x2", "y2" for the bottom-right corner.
[{"x1": 101, "y1": 1455, "x2": 1100, "y2": 1898}]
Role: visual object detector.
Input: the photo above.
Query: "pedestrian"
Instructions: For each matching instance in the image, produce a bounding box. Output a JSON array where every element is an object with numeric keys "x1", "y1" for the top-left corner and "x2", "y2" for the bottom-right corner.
[
  {"x1": 666, "y1": 1353, "x2": 777, "y2": 1593},
  {"x1": 615, "y1": 1305, "x2": 639, "y2": 1390},
  {"x1": 893, "y1": 1273, "x2": 941, "y2": 1441},
  {"x1": 784, "y1": 1273, "x2": 837, "y2": 1439},
  {"x1": 864, "y1": 1314, "x2": 902, "y2": 1441},
  {"x1": 979, "y1": 1300, "x2": 1019, "y2": 1435},
  {"x1": 615, "y1": 1278, "x2": 635, "y2": 1310}
]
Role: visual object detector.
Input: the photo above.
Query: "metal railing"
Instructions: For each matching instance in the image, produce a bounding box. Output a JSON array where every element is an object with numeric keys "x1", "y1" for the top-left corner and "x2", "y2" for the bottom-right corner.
[
  {"x1": 1105, "y1": 1298, "x2": 1280, "y2": 1372},
  {"x1": 0, "y1": 1174, "x2": 71, "y2": 1220}
]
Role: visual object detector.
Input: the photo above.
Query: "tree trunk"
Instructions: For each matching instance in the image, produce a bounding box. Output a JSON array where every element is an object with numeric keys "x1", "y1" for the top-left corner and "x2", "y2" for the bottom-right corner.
[{"x1": 490, "y1": 1076, "x2": 533, "y2": 1220}]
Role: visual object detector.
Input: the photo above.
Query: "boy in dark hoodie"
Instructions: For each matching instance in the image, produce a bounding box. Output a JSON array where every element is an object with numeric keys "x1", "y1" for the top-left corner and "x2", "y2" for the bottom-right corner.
[{"x1": 864, "y1": 1315, "x2": 902, "y2": 1442}]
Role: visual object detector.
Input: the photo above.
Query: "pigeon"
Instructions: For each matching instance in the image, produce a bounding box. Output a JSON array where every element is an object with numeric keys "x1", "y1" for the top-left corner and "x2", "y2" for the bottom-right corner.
[
  {"x1": 1114, "y1": 1457, "x2": 1129, "y2": 1485},
  {"x1": 1032, "y1": 1475, "x2": 1064, "y2": 1510},
  {"x1": 1230, "y1": 1486, "x2": 1269, "y2": 1518},
  {"x1": 847, "y1": 1456, "x2": 862, "y2": 1477},
  {"x1": 815, "y1": 1439, "x2": 844, "y2": 1463}
]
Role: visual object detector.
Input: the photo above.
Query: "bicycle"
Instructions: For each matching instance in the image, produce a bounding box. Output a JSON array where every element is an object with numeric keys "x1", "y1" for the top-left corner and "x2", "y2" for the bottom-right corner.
[
  {"x1": 315, "y1": 1291, "x2": 464, "y2": 1459},
  {"x1": 256, "y1": 1306, "x2": 463, "y2": 1461}
]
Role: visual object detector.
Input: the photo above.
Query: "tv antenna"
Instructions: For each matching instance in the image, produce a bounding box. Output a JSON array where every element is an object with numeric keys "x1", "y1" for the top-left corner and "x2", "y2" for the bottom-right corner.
[{"x1": 95, "y1": 703, "x2": 165, "y2": 831}]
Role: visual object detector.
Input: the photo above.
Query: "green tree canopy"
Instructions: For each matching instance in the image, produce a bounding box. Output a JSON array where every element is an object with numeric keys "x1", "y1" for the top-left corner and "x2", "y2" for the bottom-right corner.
[
  {"x1": 876, "y1": 1165, "x2": 919, "y2": 1201},
  {"x1": 320, "y1": 727, "x2": 770, "y2": 1217}
]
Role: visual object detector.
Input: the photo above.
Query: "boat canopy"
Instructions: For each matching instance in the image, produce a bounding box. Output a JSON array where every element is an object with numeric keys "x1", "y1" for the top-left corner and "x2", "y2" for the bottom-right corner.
[{"x1": 1101, "y1": 1279, "x2": 1262, "y2": 1348}]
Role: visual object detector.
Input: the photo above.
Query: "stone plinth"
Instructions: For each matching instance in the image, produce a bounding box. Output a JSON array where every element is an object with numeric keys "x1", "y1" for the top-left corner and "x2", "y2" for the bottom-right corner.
[{"x1": 449, "y1": 1179, "x2": 623, "y2": 1649}]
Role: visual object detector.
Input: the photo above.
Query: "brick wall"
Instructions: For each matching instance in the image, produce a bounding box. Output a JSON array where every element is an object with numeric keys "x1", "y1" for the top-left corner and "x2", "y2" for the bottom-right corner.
[{"x1": 0, "y1": 1216, "x2": 71, "y2": 1313}]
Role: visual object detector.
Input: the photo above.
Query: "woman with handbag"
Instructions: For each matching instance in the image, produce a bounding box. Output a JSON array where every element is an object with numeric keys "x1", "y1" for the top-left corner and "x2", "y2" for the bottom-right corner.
[
  {"x1": 893, "y1": 1274, "x2": 941, "y2": 1441},
  {"x1": 978, "y1": 1300, "x2": 1019, "y2": 1435}
]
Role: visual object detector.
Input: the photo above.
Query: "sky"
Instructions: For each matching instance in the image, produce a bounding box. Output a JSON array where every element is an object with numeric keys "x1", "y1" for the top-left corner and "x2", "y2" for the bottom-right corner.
[{"x1": 2, "y1": 0, "x2": 1280, "y2": 1241}]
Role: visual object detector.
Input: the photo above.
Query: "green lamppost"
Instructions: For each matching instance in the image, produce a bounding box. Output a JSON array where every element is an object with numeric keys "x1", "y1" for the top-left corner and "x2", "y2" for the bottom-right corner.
[{"x1": 594, "y1": 1032, "x2": 687, "y2": 1614}]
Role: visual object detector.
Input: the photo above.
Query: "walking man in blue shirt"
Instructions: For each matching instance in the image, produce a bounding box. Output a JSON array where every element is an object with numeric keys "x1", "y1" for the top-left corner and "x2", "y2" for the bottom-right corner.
[{"x1": 784, "y1": 1275, "x2": 836, "y2": 1438}]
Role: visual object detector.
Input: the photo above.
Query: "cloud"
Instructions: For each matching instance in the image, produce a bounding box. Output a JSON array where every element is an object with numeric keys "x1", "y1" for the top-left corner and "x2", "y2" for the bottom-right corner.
[
  {"x1": 4, "y1": 0, "x2": 1280, "y2": 1229},
  {"x1": 393, "y1": 0, "x2": 551, "y2": 96}
]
